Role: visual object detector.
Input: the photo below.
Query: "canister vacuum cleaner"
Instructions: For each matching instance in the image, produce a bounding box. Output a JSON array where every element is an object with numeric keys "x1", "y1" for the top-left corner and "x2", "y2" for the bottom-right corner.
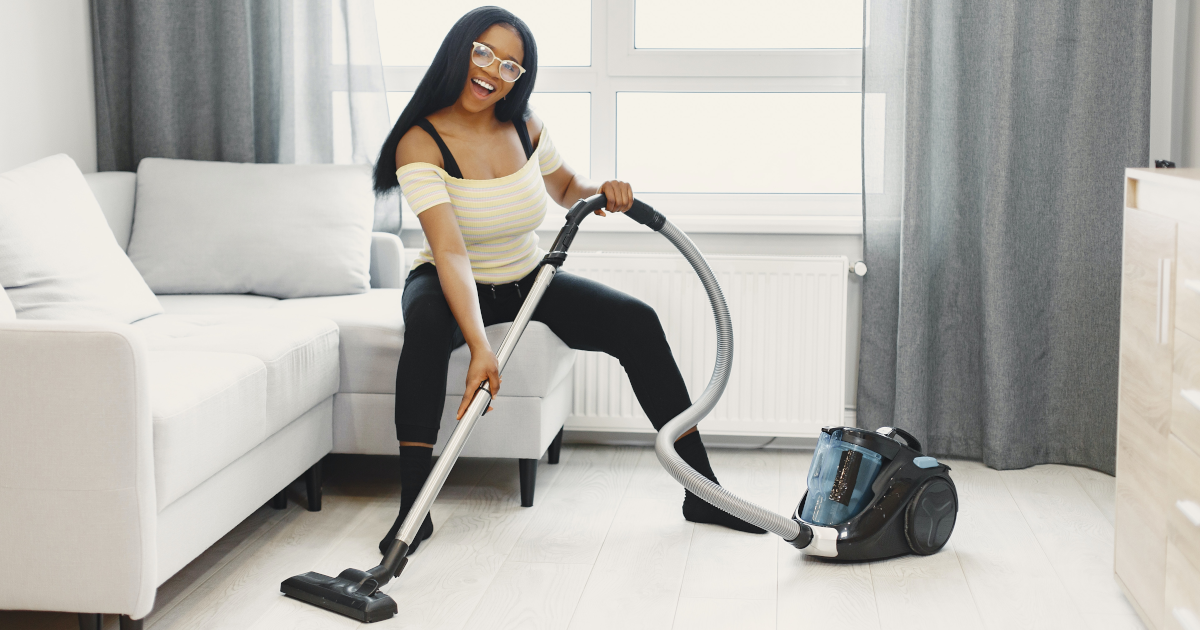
[{"x1": 280, "y1": 195, "x2": 959, "y2": 622}]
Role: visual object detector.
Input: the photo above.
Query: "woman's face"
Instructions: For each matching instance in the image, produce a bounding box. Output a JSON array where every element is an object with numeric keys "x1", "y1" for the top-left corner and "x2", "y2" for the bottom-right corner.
[{"x1": 460, "y1": 24, "x2": 524, "y2": 113}]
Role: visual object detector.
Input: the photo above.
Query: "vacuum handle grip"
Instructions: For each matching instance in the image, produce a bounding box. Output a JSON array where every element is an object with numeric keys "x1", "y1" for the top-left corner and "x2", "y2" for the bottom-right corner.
[
  {"x1": 546, "y1": 194, "x2": 665, "y2": 264},
  {"x1": 563, "y1": 194, "x2": 664, "y2": 235},
  {"x1": 545, "y1": 194, "x2": 606, "y2": 261},
  {"x1": 566, "y1": 193, "x2": 608, "y2": 223}
]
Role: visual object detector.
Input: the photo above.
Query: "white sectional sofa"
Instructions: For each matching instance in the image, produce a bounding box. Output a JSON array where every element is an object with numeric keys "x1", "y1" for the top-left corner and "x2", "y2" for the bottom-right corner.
[{"x1": 0, "y1": 155, "x2": 575, "y2": 625}]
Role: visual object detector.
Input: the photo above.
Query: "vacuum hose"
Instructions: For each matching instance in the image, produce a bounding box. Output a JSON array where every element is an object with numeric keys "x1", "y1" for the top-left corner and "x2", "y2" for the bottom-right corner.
[
  {"x1": 564, "y1": 195, "x2": 812, "y2": 546},
  {"x1": 650, "y1": 222, "x2": 810, "y2": 546}
]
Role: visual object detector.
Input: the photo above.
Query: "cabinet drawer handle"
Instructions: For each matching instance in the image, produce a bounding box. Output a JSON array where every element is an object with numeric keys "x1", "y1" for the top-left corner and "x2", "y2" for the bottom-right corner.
[
  {"x1": 1176, "y1": 606, "x2": 1200, "y2": 630},
  {"x1": 1158, "y1": 259, "x2": 1173, "y2": 346},
  {"x1": 1185, "y1": 389, "x2": 1200, "y2": 413},
  {"x1": 1179, "y1": 499, "x2": 1200, "y2": 527}
]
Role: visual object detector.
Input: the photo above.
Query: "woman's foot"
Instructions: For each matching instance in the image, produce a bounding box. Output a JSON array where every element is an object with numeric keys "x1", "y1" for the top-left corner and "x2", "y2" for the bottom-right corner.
[
  {"x1": 682, "y1": 490, "x2": 766, "y2": 533},
  {"x1": 673, "y1": 431, "x2": 766, "y2": 534},
  {"x1": 378, "y1": 506, "x2": 434, "y2": 556}
]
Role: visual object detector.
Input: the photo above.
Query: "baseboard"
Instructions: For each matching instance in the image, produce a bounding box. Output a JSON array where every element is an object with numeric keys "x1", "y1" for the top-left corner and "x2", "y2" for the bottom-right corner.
[
  {"x1": 563, "y1": 407, "x2": 856, "y2": 448},
  {"x1": 563, "y1": 430, "x2": 818, "y2": 450}
]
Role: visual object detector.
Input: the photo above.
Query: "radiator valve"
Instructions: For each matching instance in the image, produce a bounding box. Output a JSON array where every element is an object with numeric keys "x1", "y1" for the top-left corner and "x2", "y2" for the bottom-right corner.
[{"x1": 851, "y1": 261, "x2": 867, "y2": 277}]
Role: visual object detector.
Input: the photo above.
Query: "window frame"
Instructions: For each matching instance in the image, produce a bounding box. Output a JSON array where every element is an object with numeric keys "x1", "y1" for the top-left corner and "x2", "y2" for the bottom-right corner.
[{"x1": 381, "y1": 0, "x2": 864, "y2": 234}]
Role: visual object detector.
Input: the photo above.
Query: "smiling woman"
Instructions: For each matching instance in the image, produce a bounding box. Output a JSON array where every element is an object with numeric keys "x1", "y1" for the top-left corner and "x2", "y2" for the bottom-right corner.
[
  {"x1": 370, "y1": 6, "x2": 770, "y2": 561},
  {"x1": 372, "y1": 10, "x2": 538, "y2": 194}
]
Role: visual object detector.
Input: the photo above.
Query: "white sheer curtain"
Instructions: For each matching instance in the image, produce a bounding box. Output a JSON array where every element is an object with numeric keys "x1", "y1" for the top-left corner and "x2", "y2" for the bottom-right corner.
[
  {"x1": 283, "y1": 0, "x2": 397, "y2": 231},
  {"x1": 280, "y1": 0, "x2": 391, "y2": 167}
]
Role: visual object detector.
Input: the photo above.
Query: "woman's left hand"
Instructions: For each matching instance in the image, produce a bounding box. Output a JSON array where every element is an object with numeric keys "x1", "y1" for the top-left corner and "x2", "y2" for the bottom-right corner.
[{"x1": 595, "y1": 180, "x2": 634, "y2": 216}]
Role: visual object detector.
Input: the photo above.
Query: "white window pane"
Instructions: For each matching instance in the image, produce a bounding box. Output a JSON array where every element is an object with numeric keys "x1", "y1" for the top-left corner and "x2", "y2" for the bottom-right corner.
[
  {"x1": 529, "y1": 92, "x2": 590, "y2": 177},
  {"x1": 375, "y1": 0, "x2": 590, "y2": 66},
  {"x1": 635, "y1": 0, "x2": 862, "y2": 49},
  {"x1": 617, "y1": 93, "x2": 861, "y2": 194}
]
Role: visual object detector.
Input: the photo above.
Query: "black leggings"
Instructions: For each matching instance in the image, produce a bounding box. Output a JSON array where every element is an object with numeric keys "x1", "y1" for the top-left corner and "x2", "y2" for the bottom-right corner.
[{"x1": 394, "y1": 262, "x2": 692, "y2": 444}]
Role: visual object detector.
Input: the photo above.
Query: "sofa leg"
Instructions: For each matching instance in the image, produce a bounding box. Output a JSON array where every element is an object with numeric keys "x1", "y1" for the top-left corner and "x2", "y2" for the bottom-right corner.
[
  {"x1": 304, "y1": 460, "x2": 323, "y2": 512},
  {"x1": 119, "y1": 615, "x2": 144, "y2": 630},
  {"x1": 519, "y1": 458, "x2": 537, "y2": 507},
  {"x1": 548, "y1": 427, "x2": 564, "y2": 465},
  {"x1": 271, "y1": 489, "x2": 287, "y2": 509},
  {"x1": 78, "y1": 613, "x2": 102, "y2": 630}
]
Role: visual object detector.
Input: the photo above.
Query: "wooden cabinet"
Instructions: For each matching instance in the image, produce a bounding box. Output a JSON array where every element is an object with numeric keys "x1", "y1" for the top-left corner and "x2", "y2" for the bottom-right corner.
[{"x1": 1117, "y1": 168, "x2": 1200, "y2": 630}]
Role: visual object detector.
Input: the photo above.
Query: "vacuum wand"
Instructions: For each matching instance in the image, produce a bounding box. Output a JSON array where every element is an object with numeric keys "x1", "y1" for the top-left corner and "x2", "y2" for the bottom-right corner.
[
  {"x1": 281, "y1": 193, "x2": 626, "y2": 622},
  {"x1": 382, "y1": 261, "x2": 559, "y2": 570}
]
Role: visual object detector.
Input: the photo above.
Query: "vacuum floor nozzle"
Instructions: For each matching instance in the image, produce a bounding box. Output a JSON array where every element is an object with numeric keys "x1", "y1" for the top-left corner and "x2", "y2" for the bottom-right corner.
[{"x1": 280, "y1": 571, "x2": 398, "y2": 623}]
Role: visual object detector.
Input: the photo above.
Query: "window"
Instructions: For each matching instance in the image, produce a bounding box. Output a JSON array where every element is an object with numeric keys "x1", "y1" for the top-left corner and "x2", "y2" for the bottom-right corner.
[
  {"x1": 633, "y1": 0, "x2": 862, "y2": 49},
  {"x1": 376, "y1": 0, "x2": 590, "y2": 66},
  {"x1": 375, "y1": 0, "x2": 865, "y2": 232}
]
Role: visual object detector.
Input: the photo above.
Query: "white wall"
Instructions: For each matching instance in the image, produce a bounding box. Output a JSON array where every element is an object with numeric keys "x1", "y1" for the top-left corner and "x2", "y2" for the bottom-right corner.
[{"x1": 0, "y1": 0, "x2": 96, "y2": 174}]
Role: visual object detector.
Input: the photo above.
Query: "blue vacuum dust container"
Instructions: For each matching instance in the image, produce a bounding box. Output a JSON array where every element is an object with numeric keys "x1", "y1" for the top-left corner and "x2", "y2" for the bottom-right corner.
[
  {"x1": 801, "y1": 428, "x2": 884, "y2": 526},
  {"x1": 792, "y1": 426, "x2": 958, "y2": 561}
]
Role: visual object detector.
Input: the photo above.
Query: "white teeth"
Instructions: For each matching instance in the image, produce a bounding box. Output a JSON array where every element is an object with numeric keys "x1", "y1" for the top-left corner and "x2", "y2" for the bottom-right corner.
[{"x1": 473, "y1": 78, "x2": 495, "y2": 92}]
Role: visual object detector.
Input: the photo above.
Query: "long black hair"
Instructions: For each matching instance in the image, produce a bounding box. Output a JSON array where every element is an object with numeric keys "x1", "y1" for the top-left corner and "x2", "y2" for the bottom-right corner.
[{"x1": 373, "y1": 6, "x2": 538, "y2": 195}]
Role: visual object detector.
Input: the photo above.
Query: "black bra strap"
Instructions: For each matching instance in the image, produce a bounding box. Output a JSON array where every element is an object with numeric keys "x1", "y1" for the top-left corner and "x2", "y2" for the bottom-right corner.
[
  {"x1": 414, "y1": 117, "x2": 533, "y2": 178},
  {"x1": 514, "y1": 117, "x2": 534, "y2": 159},
  {"x1": 414, "y1": 119, "x2": 463, "y2": 179}
]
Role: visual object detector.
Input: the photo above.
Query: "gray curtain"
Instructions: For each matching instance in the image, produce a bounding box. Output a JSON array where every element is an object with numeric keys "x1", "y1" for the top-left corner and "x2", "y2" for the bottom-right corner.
[
  {"x1": 91, "y1": 0, "x2": 398, "y2": 231},
  {"x1": 858, "y1": 1, "x2": 1152, "y2": 474}
]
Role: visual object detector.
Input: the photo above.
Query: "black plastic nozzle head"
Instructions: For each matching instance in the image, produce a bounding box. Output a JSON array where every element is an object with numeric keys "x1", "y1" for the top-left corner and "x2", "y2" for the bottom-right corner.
[{"x1": 280, "y1": 570, "x2": 398, "y2": 623}]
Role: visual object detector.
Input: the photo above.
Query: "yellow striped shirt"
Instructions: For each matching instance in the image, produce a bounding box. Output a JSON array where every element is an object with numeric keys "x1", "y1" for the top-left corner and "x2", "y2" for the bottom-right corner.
[{"x1": 397, "y1": 126, "x2": 565, "y2": 284}]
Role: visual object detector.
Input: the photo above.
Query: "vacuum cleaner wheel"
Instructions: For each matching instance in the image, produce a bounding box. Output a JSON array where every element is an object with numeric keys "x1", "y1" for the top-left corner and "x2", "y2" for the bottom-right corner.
[{"x1": 904, "y1": 478, "x2": 957, "y2": 555}]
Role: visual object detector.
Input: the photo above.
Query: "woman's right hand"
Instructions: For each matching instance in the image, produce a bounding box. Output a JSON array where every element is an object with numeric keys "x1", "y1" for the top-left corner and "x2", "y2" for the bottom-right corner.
[{"x1": 458, "y1": 346, "x2": 501, "y2": 420}]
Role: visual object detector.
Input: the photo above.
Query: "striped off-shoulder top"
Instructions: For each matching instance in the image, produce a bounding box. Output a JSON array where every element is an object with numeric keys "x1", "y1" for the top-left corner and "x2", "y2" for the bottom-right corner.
[{"x1": 396, "y1": 125, "x2": 565, "y2": 284}]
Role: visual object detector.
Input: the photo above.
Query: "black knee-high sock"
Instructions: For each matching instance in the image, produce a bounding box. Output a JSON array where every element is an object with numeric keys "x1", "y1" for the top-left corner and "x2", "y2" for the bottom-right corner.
[
  {"x1": 379, "y1": 446, "x2": 435, "y2": 556},
  {"x1": 674, "y1": 432, "x2": 766, "y2": 534}
]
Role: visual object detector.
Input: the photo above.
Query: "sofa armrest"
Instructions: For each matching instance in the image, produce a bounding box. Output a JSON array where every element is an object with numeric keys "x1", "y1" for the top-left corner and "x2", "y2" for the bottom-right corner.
[
  {"x1": 0, "y1": 320, "x2": 157, "y2": 618},
  {"x1": 370, "y1": 232, "x2": 405, "y2": 289}
]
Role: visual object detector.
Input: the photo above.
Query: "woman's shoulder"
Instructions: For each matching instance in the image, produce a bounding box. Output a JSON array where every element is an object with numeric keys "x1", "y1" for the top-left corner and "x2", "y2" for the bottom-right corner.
[
  {"x1": 525, "y1": 112, "x2": 545, "y2": 147},
  {"x1": 396, "y1": 123, "x2": 444, "y2": 171}
]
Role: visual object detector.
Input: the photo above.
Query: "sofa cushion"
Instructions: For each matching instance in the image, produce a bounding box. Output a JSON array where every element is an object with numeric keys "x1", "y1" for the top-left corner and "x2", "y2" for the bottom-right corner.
[
  {"x1": 0, "y1": 288, "x2": 13, "y2": 320},
  {"x1": 272, "y1": 289, "x2": 404, "y2": 394},
  {"x1": 446, "y1": 322, "x2": 576, "y2": 397},
  {"x1": 148, "y1": 351, "x2": 267, "y2": 508},
  {"x1": 127, "y1": 158, "x2": 374, "y2": 299},
  {"x1": 134, "y1": 312, "x2": 339, "y2": 435},
  {"x1": 0, "y1": 155, "x2": 162, "y2": 324},
  {"x1": 157, "y1": 294, "x2": 281, "y2": 314}
]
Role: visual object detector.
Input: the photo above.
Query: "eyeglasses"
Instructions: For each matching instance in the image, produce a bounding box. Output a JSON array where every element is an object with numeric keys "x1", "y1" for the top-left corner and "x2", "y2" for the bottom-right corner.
[{"x1": 471, "y1": 41, "x2": 526, "y2": 83}]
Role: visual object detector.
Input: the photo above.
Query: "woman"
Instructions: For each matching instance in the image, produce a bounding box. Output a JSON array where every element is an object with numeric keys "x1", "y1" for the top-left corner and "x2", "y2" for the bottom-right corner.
[{"x1": 372, "y1": 6, "x2": 764, "y2": 557}]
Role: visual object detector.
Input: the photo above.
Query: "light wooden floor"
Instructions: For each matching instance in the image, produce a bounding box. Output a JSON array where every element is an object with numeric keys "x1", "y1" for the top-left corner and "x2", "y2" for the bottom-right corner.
[{"x1": 2, "y1": 445, "x2": 1147, "y2": 630}]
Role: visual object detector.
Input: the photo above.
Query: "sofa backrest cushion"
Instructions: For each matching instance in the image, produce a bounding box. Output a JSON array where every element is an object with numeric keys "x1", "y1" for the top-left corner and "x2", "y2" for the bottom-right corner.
[
  {"x1": 85, "y1": 171, "x2": 138, "y2": 251},
  {"x1": 0, "y1": 287, "x2": 14, "y2": 321},
  {"x1": 0, "y1": 155, "x2": 164, "y2": 323},
  {"x1": 127, "y1": 158, "x2": 374, "y2": 299}
]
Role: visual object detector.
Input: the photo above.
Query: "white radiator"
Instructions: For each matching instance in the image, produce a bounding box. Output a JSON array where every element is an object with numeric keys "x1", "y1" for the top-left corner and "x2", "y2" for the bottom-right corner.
[{"x1": 563, "y1": 253, "x2": 849, "y2": 438}]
